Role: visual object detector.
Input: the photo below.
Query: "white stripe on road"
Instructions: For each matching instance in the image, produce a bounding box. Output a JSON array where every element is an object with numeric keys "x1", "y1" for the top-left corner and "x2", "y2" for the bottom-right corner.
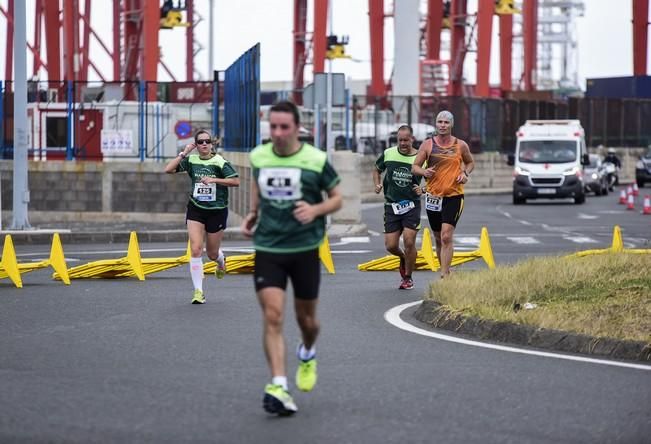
[
  {"x1": 563, "y1": 236, "x2": 599, "y2": 244},
  {"x1": 456, "y1": 237, "x2": 480, "y2": 246},
  {"x1": 506, "y1": 237, "x2": 540, "y2": 245},
  {"x1": 384, "y1": 302, "x2": 651, "y2": 372},
  {"x1": 578, "y1": 213, "x2": 599, "y2": 220}
]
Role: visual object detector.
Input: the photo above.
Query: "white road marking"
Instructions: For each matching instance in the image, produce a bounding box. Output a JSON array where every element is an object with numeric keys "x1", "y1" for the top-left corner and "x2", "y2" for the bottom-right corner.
[
  {"x1": 563, "y1": 236, "x2": 599, "y2": 244},
  {"x1": 368, "y1": 230, "x2": 381, "y2": 237},
  {"x1": 456, "y1": 237, "x2": 480, "y2": 245},
  {"x1": 578, "y1": 213, "x2": 599, "y2": 220},
  {"x1": 519, "y1": 220, "x2": 532, "y2": 225},
  {"x1": 384, "y1": 302, "x2": 651, "y2": 372},
  {"x1": 507, "y1": 237, "x2": 540, "y2": 245},
  {"x1": 330, "y1": 236, "x2": 371, "y2": 246}
]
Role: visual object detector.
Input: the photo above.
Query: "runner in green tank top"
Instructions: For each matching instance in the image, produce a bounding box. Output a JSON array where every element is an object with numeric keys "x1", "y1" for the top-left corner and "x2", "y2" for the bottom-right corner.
[
  {"x1": 164, "y1": 130, "x2": 239, "y2": 304},
  {"x1": 240, "y1": 101, "x2": 342, "y2": 416},
  {"x1": 373, "y1": 125, "x2": 423, "y2": 290}
]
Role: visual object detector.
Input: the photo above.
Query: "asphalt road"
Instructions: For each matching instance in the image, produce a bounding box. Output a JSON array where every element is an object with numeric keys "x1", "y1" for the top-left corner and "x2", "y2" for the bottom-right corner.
[{"x1": 1, "y1": 190, "x2": 650, "y2": 443}]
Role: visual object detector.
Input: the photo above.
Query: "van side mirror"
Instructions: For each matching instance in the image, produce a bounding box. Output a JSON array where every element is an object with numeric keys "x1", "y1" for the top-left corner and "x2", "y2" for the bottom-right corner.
[
  {"x1": 581, "y1": 153, "x2": 590, "y2": 166},
  {"x1": 506, "y1": 154, "x2": 515, "y2": 166}
]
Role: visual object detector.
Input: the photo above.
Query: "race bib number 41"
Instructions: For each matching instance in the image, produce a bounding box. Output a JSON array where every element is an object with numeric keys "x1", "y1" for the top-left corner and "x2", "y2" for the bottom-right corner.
[
  {"x1": 193, "y1": 183, "x2": 217, "y2": 201},
  {"x1": 258, "y1": 168, "x2": 302, "y2": 201},
  {"x1": 425, "y1": 193, "x2": 443, "y2": 212}
]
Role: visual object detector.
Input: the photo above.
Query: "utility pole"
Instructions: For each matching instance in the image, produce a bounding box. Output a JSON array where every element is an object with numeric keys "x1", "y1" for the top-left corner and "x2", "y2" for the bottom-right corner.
[{"x1": 11, "y1": 0, "x2": 31, "y2": 230}]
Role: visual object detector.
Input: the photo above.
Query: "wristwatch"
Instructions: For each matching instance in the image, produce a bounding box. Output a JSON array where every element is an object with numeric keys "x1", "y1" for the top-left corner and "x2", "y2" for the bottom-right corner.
[{"x1": 178, "y1": 151, "x2": 186, "y2": 159}]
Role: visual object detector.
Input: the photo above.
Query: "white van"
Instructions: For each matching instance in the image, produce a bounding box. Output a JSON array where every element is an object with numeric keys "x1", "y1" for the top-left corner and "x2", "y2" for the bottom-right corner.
[{"x1": 508, "y1": 120, "x2": 590, "y2": 205}]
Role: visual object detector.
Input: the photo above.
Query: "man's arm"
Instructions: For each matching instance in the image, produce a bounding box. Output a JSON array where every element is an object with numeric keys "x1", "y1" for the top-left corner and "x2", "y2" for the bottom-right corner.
[
  {"x1": 373, "y1": 168, "x2": 383, "y2": 194},
  {"x1": 293, "y1": 185, "x2": 343, "y2": 225},
  {"x1": 412, "y1": 139, "x2": 435, "y2": 178},
  {"x1": 456, "y1": 141, "x2": 475, "y2": 183},
  {"x1": 240, "y1": 175, "x2": 260, "y2": 237}
]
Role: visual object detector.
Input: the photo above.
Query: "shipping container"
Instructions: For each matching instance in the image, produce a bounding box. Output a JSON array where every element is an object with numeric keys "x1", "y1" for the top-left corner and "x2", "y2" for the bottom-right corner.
[{"x1": 585, "y1": 76, "x2": 651, "y2": 99}]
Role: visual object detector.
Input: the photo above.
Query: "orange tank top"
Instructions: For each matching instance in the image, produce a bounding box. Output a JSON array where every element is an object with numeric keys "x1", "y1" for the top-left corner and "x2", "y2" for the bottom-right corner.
[{"x1": 425, "y1": 137, "x2": 464, "y2": 197}]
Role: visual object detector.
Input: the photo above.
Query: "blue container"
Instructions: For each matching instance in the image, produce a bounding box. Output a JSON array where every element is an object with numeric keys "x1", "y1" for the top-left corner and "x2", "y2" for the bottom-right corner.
[{"x1": 585, "y1": 76, "x2": 651, "y2": 98}]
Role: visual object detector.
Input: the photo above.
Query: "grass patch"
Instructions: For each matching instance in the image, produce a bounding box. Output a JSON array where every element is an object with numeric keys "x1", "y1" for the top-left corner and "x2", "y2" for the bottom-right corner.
[{"x1": 427, "y1": 253, "x2": 651, "y2": 343}]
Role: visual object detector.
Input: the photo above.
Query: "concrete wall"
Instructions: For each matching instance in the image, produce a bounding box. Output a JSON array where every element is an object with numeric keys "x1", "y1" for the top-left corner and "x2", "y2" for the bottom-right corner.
[{"x1": 0, "y1": 147, "x2": 644, "y2": 225}]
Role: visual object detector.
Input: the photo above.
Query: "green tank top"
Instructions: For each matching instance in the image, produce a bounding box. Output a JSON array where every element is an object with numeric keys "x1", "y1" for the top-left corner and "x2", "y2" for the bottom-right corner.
[
  {"x1": 250, "y1": 143, "x2": 341, "y2": 253},
  {"x1": 375, "y1": 146, "x2": 421, "y2": 204},
  {"x1": 176, "y1": 154, "x2": 239, "y2": 210}
]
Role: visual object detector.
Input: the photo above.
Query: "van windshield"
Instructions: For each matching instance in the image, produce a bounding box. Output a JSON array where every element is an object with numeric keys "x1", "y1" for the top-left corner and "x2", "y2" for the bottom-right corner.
[{"x1": 518, "y1": 140, "x2": 578, "y2": 164}]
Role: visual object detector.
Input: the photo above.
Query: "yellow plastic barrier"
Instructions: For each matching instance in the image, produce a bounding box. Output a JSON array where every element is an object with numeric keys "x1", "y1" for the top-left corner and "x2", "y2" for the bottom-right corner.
[
  {"x1": 566, "y1": 225, "x2": 651, "y2": 258},
  {"x1": 54, "y1": 232, "x2": 145, "y2": 281},
  {"x1": 204, "y1": 235, "x2": 336, "y2": 275},
  {"x1": 358, "y1": 227, "x2": 496, "y2": 272},
  {"x1": 0, "y1": 233, "x2": 70, "y2": 288}
]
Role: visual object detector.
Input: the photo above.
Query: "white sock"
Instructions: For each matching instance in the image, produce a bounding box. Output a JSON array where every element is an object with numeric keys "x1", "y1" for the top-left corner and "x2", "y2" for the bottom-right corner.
[
  {"x1": 216, "y1": 249, "x2": 225, "y2": 267},
  {"x1": 298, "y1": 344, "x2": 316, "y2": 361},
  {"x1": 190, "y1": 257, "x2": 203, "y2": 291},
  {"x1": 272, "y1": 376, "x2": 288, "y2": 390}
]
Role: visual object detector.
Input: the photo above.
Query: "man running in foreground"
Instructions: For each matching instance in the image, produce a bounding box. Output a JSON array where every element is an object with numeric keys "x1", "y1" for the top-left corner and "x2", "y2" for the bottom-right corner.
[{"x1": 241, "y1": 100, "x2": 342, "y2": 416}]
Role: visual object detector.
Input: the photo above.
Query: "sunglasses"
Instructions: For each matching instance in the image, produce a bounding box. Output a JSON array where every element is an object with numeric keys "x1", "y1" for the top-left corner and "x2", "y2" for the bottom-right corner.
[
  {"x1": 270, "y1": 124, "x2": 291, "y2": 130},
  {"x1": 196, "y1": 139, "x2": 211, "y2": 145}
]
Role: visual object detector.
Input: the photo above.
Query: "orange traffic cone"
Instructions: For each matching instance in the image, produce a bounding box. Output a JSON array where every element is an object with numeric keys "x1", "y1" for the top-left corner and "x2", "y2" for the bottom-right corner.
[
  {"x1": 627, "y1": 193, "x2": 635, "y2": 210},
  {"x1": 619, "y1": 189, "x2": 627, "y2": 204},
  {"x1": 633, "y1": 183, "x2": 639, "y2": 196},
  {"x1": 643, "y1": 195, "x2": 651, "y2": 215}
]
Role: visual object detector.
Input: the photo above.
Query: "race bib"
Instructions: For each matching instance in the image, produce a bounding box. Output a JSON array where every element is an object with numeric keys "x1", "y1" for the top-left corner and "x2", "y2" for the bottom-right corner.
[
  {"x1": 425, "y1": 193, "x2": 442, "y2": 212},
  {"x1": 193, "y1": 182, "x2": 217, "y2": 201},
  {"x1": 391, "y1": 200, "x2": 415, "y2": 215},
  {"x1": 258, "y1": 168, "x2": 302, "y2": 201}
]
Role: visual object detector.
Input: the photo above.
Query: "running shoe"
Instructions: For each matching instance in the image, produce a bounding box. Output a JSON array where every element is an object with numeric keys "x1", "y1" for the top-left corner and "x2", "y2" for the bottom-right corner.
[
  {"x1": 399, "y1": 256, "x2": 406, "y2": 279},
  {"x1": 263, "y1": 384, "x2": 297, "y2": 416},
  {"x1": 191, "y1": 289, "x2": 205, "y2": 304},
  {"x1": 399, "y1": 277, "x2": 414, "y2": 290},
  {"x1": 296, "y1": 358, "x2": 318, "y2": 392},
  {"x1": 215, "y1": 255, "x2": 226, "y2": 279}
]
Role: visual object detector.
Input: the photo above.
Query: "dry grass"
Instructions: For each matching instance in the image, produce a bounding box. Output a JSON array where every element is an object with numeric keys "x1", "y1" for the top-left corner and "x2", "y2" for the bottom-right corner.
[{"x1": 427, "y1": 253, "x2": 651, "y2": 343}]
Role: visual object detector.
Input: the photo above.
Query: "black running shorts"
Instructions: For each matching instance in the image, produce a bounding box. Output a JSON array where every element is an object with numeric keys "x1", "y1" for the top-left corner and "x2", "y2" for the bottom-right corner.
[
  {"x1": 383, "y1": 203, "x2": 421, "y2": 233},
  {"x1": 426, "y1": 195, "x2": 464, "y2": 232},
  {"x1": 254, "y1": 249, "x2": 321, "y2": 300},
  {"x1": 186, "y1": 202, "x2": 228, "y2": 233}
]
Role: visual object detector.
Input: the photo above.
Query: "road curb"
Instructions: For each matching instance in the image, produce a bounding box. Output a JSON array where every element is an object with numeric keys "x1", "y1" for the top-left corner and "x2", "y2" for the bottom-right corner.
[{"x1": 413, "y1": 300, "x2": 651, "y2": 362}]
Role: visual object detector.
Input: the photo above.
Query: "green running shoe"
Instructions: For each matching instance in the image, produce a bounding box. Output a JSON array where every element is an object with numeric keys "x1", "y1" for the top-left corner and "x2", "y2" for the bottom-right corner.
[
  {"x1": 191, "y1": 289, "x2": 205, "y2": 304},
  {"x1": 215, "y1": 256, "x2": 226, "y2": 279},
  {"x1": 296, "y1": 358, "x2": 318, "y2": 392},
  {"x1": 263, "y1": 384, "x2": 297, "y2": 416}
]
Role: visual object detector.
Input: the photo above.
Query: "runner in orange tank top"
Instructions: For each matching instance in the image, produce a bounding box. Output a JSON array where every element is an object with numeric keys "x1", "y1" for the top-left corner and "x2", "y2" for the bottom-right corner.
[{"x1": 412, "y1": 110, "x2": 475, "y2": 278}]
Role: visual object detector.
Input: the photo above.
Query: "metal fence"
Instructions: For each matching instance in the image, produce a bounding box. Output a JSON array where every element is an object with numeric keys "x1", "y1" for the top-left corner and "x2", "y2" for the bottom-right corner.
[
  {"x1": 0, "y1": 79, "x2": 222, "y2": 161},
  {"x1": 223, "y1": 43, "x2": 260, "y2": 151},
  {"x1": 351, "y1": 95, "x2": 651, "y2": 155}
]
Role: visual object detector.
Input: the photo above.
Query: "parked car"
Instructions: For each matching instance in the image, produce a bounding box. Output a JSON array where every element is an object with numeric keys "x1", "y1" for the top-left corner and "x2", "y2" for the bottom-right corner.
[
  {"x1": 584, "y1": 154, "x2": 609, "y2": 196},
  {"x1": 635, "y1": 148, "x2": 651, "y2": 188}
]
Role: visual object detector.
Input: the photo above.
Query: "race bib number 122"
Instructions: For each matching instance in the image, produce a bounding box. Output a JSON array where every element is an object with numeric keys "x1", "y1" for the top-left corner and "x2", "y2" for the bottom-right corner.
[{"x1": 425, "y1": 193, "x2": 443, "y2": 212}]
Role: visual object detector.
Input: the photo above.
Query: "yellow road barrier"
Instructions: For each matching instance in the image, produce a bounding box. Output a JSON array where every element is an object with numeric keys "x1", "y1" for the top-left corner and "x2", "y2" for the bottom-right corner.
[
  {"x1": 1, "y1": 233, "x2": 70, "y2": 288},
  {"x1": 358, "y1": 227, "x2": 496, "y2": 272},
  {"x1": 566, "y1": 225, "x2": 651, "y2": 258},
  {"x1": 54, "y1": 232, "x2": 145, "y2": 281},
  {"x1": 204, "y1": 235, "x2": 336, "y2": 275}
]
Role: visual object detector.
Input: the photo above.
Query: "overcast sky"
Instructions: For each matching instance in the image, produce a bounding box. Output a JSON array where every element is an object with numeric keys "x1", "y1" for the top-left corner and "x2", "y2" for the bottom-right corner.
[{"x1": 0, "y1": 0, "x2": 649, "y2": 89}]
